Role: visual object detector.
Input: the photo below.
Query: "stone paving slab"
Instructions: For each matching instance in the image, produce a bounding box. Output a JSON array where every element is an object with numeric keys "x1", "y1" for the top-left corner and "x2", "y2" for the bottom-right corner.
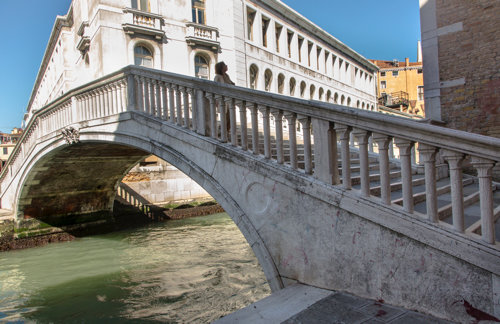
[{"x1": 213, "y1": 283, "x2": 456, "y2": 324}]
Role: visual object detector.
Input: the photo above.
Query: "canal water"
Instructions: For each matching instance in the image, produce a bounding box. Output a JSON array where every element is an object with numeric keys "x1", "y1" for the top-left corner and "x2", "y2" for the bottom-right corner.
[{"x1": 0, "y1": 212, "x2": 271, "y2": 323}]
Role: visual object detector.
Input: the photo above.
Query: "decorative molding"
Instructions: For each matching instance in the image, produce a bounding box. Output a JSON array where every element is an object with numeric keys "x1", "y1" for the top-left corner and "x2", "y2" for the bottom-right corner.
[{"x1": 61, "y1": 127, "x2": 80, "y2": 144}]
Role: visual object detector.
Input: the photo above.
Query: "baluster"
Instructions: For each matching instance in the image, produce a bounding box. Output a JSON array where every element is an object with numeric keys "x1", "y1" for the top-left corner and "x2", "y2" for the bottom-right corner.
[
  {"x1": 93, "y1": 91, "x2": 99, "y2": 119},
  {"x1": 187, "y1": 88, "x2": 196, "y2": 131},
  {"x1": 418, "y1": 144, "x2": 439, "y2": 222},
  {"x1": 352, "y1": 128, "x2": 372, "y2": 197},
  {"x1": 217, "y1": 96, "x2": 227, "y2": 142},
  {"x1": 120, "y1": 80, "x2": 128, "y2": 112},
  {"x1": 259, "y1": 105, "x2": 271, "y2": 158},
  {"x1": 298, "y1": 115, "x2": 312, "y2": 175},
  {"x1": 411, "y1": 145, "x2": 417, "y2": 165},
  {"x1": 395, "y1": 138, "x2": 415, "y2": 213},
  {"x1": 168, "y1": 84, "x2": 175, "y2": 123},
  {"x1": 442, "y1": 150, "x2": 465, "y2": 232},
  {"x1": 389, "y1": 138, "x2": 395, "y2": 158},
  {"x1": 136, "y1": 76, "x2": 144, "y2": 112},
  {"x1": 176, "y1": 85, "x2": 182, "y2": 126},
  {"x1": 111, "y1": 83, "x2": 118, "y2": 115},
  {"x1": 350, "y1": 132, "x2": 355, "y2": 147},
  {"x1": 271, "y1": 109, "x2": 284, "y2": 164},
  {"x1": 373, "y1": 133, "x2": 392, "y2": 204},
  {"x1": 335, "y1": 124, "x2": 352, "y2": 190},
  {"x1": 248, "y1": 103, "x2": 259, "y2": 155},
  {"x1": 101, "y1": 88, "x2": 108, "y2": 117},
  {"x1": 312, "y1": 119, "x2": 339, "y2": 185},
  {"x1": 183, "y1": 87, "x2": 190, "y2": 128},
  {"x1": 162, "y1": 82, "x2": 169, "y2": 120},
  {"x1": 205, "y1": 93, "x2": 217, "y2": 139},
  {"x1": 284, "y1": 112, "x2": 298, "y2": 169},
  {"x1": 236, "y1": 100, "x2": 248, "y2": 151},
  {"x1": 143, "y1": 78, "x2": 151, "y2": 115},
  {"x1": 471, "y1": 157, "x2": 496, "y2": 244},
  {"x1": 227, "y1": 97, "x2": 237, "y2": 146},
  {"x1": 368, "y1": 136, "x2": 374, "y2": 153},
  {"x1": 150, "y1": 80, "x2": 156, "y2": 116}
]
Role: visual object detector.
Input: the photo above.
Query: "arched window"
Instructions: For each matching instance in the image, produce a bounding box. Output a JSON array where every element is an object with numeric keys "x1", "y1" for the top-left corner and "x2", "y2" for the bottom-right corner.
[
  {"x1": 249, "y1": 65, "x2": 258, "y2": 89},
  {"x1": 357, "y1": 100, "x2": 360, "y2": 108},
  {"x1": 195, "y1": 54, "x2": 209, "y2": 79},
  {"x1": 362, "y1": 102, "x2": 365, "y2": 109},
  {"x1": 278, "y1": 74, "x2": 285, "y2": 94},
  {"x1": 84, "y1": 53, "x2": 90, "y2": 68},
  {"x1": 309, "y1": 84, "x2": 315, "y2": 100},
  {"x1": 300, "y1": 81, "x2": 306, "y2": 98},
  {"x1": 371, "y1": 104, "x2": 375, "y2": 111},
  {"x1": 334, "y1": 92, "x2": 339, "y2": 104},
  {"x1": 326, "y1": 90, "x2": 331, "y2": 102},
  {"x1": 341, "y1": 95, "x2": 345, "y2": 105},
  {"x1": 347, "y1": 97, "x2": 351, "y2": 107},
  {"x1": 289, "y1": 78, "x2": 296, "y2": 96},
  {"x1": 134, "y1": 45, "x2": 153, "y2": 67},
  {"x1": 192, "y1": 0, "x2": 205, "y2": 25},
  {"x1": 132, "y1": 0, "x2": 149, "y2": 12},
  {"x1": 265, "y1": 69, "x2": 273, "y2": 91},
  {"x1": 319, "y1": 88, "x2": 324, "y2": 101}
]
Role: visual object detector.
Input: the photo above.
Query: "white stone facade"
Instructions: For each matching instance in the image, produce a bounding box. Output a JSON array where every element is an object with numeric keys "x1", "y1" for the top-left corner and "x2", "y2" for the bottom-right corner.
[{"x1": 25, "y1": 0, "x2": 378, "y2": 124}]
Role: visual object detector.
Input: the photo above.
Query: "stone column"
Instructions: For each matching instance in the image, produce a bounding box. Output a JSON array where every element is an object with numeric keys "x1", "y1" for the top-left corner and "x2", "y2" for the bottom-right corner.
[
  {"x1": 312, "y1": 118, "x2": 339, "y2": 185},
  {"x1": 248, "y1": 103, "x2": 259, "y2": 155},
  {"x1": 217, "y1": 95, "x2": 227, "y2": 143},
  {"x1": 237, "y1": 100, "x2": 248, "y2": 150},
  {"x1": 373, "y1": 133, "x2": 392, "y2": 205},
  {"x1": 168, "y1": 84, "x2": 175, "y2": 124},
  {"x1": 471, "y1": 156, "x2": 496, "y2": 244},
  {"x1": 205, "y1": 93, "x2": 216, "y2": 139},
  {"x1": 353, "y1": 128, "x2": 372, "y2": 197},
  {"x1": 350, "y1": 132, "x2": 355, "y2": 147},
  {"x1": 183, "y1": 87, "x2": 190, "y2": 128},
  {"x1": 335, "y1": 123, "x2": 352, "y2": 190},
  {"x1": 271, "y1": 109, "x2": 284, "y2": 164},
  {"x1": 442, "y1": 150, "x2": 465, "y2": 233},
  {"x1": 135, "y1": 76, "x2": 144, "y2": 112},
  {"x1": 258, "y1": 105, "x2": 271, "y2": 159},
  {"x1": 149, "y1": 79, "x2": 156, "y2": 116},
  {"x1": 368, "y1": 136, "x2": 374, "y2": 153},
  {"x1": 394, "y1": 138, "x2": 415, "y2": 213},
  {"x1": 176, "y1": 85, "x2": 183, "y2": 126},
  {"x1": 154, "y1": 81, "x2": 162, "y2": 118},
  {"x1": 187, "y1": 88, "x2": 196, "y2": 132},
  {"x1": 284, "y1": 112, "x2": 298, "y2": 169},
  {"x1": 161, "y1": 82, "x2": 168, "y2": 120},
  {"x1": 418, "y1": 144, "x2": 439, "y2": 222},
  {"x1": 389, "y1": 138, "x2": 394, "y2": 158},
  {"x1": 298, "y1": 115, "x2": 312, "y2": 175},
  {"x1": 143, "y1": 78, "x2": 151, "y2": 115},
  {"x1": 226, "y1": 97, "x2": 237, "y2": 146}
]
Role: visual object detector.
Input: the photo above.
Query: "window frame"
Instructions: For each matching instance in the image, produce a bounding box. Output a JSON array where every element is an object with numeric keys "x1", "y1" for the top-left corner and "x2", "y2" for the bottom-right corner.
[
  {"x1": 131, "y1": 0, "x2": 150, "y2": 12},
  {"x1": 194, "y1": 54, "x2": 209, "y2": 79},
  {"x1": 381, "y1": 80, "x2": 387, "y2": 89},
  {"x1": 418, "y1": 85, "x2": 424, "y2": 101},
  {"x1": 134, "y1": 45, "x2": 153, "y2": 67},
  {"x1": 262, "y1": 16, "x2": 270, "y2": 48},
  {"x1": 246, "y1": 7, "x2": 256, "y2": 41},
  {"x1": 380, "y1": 71, "x2": 386, "y2": 77},
  {"x1": 392, "y1": 71, "x2": 399, "y2": 77},
  {"x1": 191, "y1": 0, "x2": 206, "y2": 25}
]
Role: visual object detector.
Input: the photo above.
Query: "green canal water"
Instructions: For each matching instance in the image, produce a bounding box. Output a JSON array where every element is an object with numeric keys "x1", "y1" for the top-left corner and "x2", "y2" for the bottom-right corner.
[{"x1": 0, "y1": 213, "x2": 271, "y2": 323}]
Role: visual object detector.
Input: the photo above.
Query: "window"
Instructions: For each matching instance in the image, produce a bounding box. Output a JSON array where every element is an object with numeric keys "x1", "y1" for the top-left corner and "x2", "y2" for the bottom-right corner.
[
  {"x1": 331, "y1": 55, "x2": 337, "y2": 77},
  {"x1": 264, "y1": 69, "x2": 272, "y2": 91},
  {"x1": 134, "y1": 45, "x2": 153, "y2": 67},
  {"x1": 195, "y1": 55, "x2": 209, "y2": 79},
  {"x1": 132, "y1": 0, "x2": 149, "y2": 12},
  {"x1": 298, "y1": 36, "x2": 304, "y2": 62},
  {"x1": 262, "y1": 17, "x2": 270, "y2": 47},
  {"x1": 317, "y1": 47, "x2": 321, "y2": 70},
  {"x1": 417, "y1": 68, "x2": 423, "y2": 74},
  {"x1": 357, "y1": 100, "x2": 360, "y2": 108},
  {"x1": 381, "y1": 81, "x2": 386, "y2": 89},
  {"x1": 380, "y1": 71, "x2": 386, "y2": 77},
  {"x1": 341, "y1": 95, "x2": 345, "y2": 105},
  {"x1": 289, "y1": 78, "x2": 296, "y2": 96},
  {"x1": 324, "y1": 51, "x2": 329, "y2": 74},
  {"x1": 418, "y1": 86, "x2": 424, "y2": 101},
  {"x1": 334, "y1": 92, "x2": 339, "y2": 104},
  {"x1": 318, "y1": 88, "x2": 324, "y2": 100},
  {"x1": 247, "y1": 8, "x2": 256, "y2": 41},
  {"x1": 308, "y1": 42, "x2": 313, "y2": 67},
  {"x1": 326, "y1": 90, "x2": 331, "y2": 102},
  {"x1": 300, "y1": 81, "x2": 306, "y2": 98},
  {"x1": 287, "y1": 30, "x2": 293, "y2": 58},
  {"x1": 249, "y1": 65, "x2": 258, "y2": 89},
  {"x1": 278, "y1": 74, "x2": 285, "y2": 94},
  {"x1": 392, "y1": 71, "x2": 399, "y2": 77},
  {"x1": 3, "y1": 148, "x2": 7, "y2": 155},
  {"x1": 275, "y1": 24, "x2": 282, "y2": 53},
  {"x1": 310, "y1": 84, "x2": 315, "y2": 99},
  {"x1": 192, "y1": 0, "x2": 205, "y2": 24},
  {"x1": 347, "y1": 97, "x2": 351, "y2": 107}
]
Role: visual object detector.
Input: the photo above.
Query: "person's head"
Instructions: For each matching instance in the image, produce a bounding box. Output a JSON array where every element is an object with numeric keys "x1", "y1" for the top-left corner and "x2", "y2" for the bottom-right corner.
[{"x1": 215, "y1": 61, "x2": 227, "y2": 75}]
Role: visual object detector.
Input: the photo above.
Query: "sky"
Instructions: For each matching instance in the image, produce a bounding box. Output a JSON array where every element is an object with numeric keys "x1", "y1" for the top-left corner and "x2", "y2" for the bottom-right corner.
[{"x1": 0, "y1": 0, "x2": 421, "y2": 134}]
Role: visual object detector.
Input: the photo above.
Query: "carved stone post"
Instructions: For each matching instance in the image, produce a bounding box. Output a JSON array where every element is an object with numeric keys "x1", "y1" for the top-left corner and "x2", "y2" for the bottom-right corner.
[
  {"x1": 271, "y1": 109, "x2": 284, "y2": 164},
  {"x1": 442, "y1": 150, "x2": 465, "y2": 233},
  {"x1": 216, "y1": 95, "x2": 227, "y2": 142},
  {"x1": 226, "y1": 97, "x2": 237, "y2": 146},
  {"x1": 187, "y1": 88, "x2": 196, "y2": 132},
  {"x1": 183, "y1": 87, "x2": 190, "y2": 128},
  {"x1": 471, "y1": 156, "x2": 496, "y2": 244},
  {"x1": 143, "y1": 78, "x2": 151, "y2": 115},
  {"x1": 373, "y1": 133, "x2": 392, "y2": 205},
  {"x1": 168, "y1": 84, "x2": 175, "y2": 123},
  {"x1": 135, "y1": 76, "x2": 143, "y2": 112},
  {"x1": 418, "y1": 144, "x2": 439, "y2": 222},
  {"x1": 248, "y1": 102, "x2": 259, "y2": 155},
  {"x1": 335, "y1": 123, "x2": 352, "y2": 190},
  {"x1": 149, "y1": 79, "x2": 156, "y2": 116},
  {"x1": 312, "y1": 118, "x2": 339, "y2": 184},
  {"x1": 258, "y1": 105, "x2": 271, "y2": 159},
  {"x1": 205, "y1": 93, "x2": 216, "y2": 139},
  {"x1": 298, "y1": 115, "x2": 312, "y2": 175},
  {"x1": 395, "y1": 138, "x2": 415, "y2": 213},
  {"x1": 353, "y1": 128, "x2": 372, "y2": 197},
  {"x1": 236, "y1": 100, "x2": 248, "y2": 150},
  {"x1": 176, "y1": 85, "x2": 183, "y2": 126},
  {"x1": 284, "y1": 112, "x2": 298, "y2": 169},
  {"x1": 161, "y1": 82, "x2": 168, "y2": 120},
  {"x1": 155, "y1": 80, "x2": 162, "y2": 118}
]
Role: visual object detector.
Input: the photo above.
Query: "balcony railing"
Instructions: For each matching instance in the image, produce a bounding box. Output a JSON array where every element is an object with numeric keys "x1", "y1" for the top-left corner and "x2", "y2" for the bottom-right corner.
[
  {"x1": 122, "y1": 8, "x2": 165, "y2": 40},
  {"x1": 185, "y1": 22, "x2": 220, "y2": 51}
]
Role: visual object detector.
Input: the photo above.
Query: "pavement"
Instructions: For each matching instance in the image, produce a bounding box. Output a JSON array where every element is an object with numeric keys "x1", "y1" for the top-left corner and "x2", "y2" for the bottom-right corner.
[{"x1": 213, "y1": 283, "x2": 455, "y2": 324}]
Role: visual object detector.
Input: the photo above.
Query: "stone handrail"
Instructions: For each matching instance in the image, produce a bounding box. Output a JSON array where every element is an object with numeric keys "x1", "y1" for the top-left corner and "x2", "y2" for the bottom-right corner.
[{"x1": 3, "y1": 65, "x2": 499, "y2": 246}]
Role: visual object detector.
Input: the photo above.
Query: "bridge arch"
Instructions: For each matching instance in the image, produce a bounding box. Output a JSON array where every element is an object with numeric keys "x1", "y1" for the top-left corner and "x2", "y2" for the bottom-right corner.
[{"x1": 14, "y1": 129, "x2": 284, "y2": 293}]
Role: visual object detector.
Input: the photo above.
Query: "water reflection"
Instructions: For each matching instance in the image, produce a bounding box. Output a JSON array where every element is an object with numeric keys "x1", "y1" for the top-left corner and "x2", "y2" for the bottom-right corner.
[{"x1": 0, "y1": 213, "x2": 271, "y2": 323}]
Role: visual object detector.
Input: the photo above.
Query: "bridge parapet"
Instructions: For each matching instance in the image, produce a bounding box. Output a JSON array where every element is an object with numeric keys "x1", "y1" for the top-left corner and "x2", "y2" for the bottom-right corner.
[{"x1": 2, "y1": 65, "x2": 500, "y2": 247}]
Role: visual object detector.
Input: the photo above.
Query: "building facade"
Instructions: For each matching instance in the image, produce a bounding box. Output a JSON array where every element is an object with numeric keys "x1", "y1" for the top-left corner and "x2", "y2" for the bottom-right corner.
[
  {"x1": 370, "y1": 58, "x2": 424, "y2": 117},
  {"x1": 0, "y1": 128, "x2": 23, "y2": 171},
  {"x1": 25, "y1": 0, "x2": 378, "y2": 126}
]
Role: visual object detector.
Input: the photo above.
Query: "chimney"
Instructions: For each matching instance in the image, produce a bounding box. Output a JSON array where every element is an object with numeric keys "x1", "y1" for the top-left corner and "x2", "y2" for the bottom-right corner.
[
  {"x1": 417, "y1": 40, "x2": 422, "y2": 63},
  {"x1": 405, "y1": 58, "x2": 409, "y2": 67}
]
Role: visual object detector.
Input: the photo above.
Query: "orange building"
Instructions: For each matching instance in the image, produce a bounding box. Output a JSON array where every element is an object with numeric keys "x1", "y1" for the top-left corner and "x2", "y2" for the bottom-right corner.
[{"x1": 370, "y1": 58, "x2": 425, "y2": 116}]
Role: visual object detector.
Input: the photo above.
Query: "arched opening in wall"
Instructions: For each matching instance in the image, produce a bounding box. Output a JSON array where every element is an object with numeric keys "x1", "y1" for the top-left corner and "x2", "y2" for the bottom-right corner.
[
  {"x1": 334, "y1": 92, "x2": 339, "y2": 104},
  {"x1": 318, "y1": 87, "x2": 324, "y2": 101},
  {"x1": 341, "y1": 95, "x2": 345, "y2": 105},
  {"x1": 249, "y1": 64, "x2": 258, "y2": 90},
  {"x1": 347, "y1": 97, "x2": 351, "y2": 107},
  {"x1": 84, "y1": 53, "x2": 90, "y2": 68},
  {"x1": 371, "y1": 104, "x2": 375, "y2": 111},
  {"x1": 300, "y1": 81, "x2": 306, "y2": 98},
  {"x1": 309, "y1": 84, "x2": 315, "y2": 100},
  {"x1": 362, "y1": 102, "x2": 365, "y2": 109},
  {"x1": 195, "y1": 54, "x2": 210, "y2": 79},
  {"x1": 264, "y1": 69, "x2": 273, "y2": 92},
  {"x1": 277, "y1": 73, "x2": 285, "y2": 94},
  {"x1": 356, "y1": 100, "x2": 360, "y2": 108},
  {"x1": 134, "y1": 44, "x2": 153, "y2": 67},
  {"x1": 289, "y1": 78, "x2": 296, "y2": 96},
  {"x1": 326, "y1": 90, "x2": 331, "y2": 102},
  {"x1": 15, "y1": 141, "x2": 275, "y2": 320}
]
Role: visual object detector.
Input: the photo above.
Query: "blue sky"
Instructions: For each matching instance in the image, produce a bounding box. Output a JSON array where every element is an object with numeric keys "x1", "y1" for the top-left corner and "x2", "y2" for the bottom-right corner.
[{"x1": 0, "y1": 0, "x2": 421, "y2": 134}]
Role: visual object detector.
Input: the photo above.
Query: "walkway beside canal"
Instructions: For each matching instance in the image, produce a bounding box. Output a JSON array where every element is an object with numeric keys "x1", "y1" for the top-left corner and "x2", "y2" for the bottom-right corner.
[{"x1": 214, "y1": 283, "x2": 455, "y2": 324}]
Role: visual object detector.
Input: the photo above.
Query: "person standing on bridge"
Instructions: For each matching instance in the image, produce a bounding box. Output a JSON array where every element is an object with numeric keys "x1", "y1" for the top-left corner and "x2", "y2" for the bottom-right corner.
[{"x1": 214, "y1": 62, "x2": 235, "y2": 133}]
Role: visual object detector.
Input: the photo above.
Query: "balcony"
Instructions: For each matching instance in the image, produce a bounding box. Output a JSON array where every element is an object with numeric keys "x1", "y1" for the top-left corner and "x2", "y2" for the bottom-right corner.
[
  {"x1": 378, "y1": 91, "x2": 409, "y2": 108},
  {"x1": 185, "y1": 22, "x2": 220, "y2": 52},
  {"x1": 122, "y1": 8, "x2": 165, "y2": 40}
]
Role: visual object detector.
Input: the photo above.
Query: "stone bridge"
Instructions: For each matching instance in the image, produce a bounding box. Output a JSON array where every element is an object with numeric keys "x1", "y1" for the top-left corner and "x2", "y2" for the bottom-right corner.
[{"x1": 1, "y1": 66, "x2": 499, "y2": 323}]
